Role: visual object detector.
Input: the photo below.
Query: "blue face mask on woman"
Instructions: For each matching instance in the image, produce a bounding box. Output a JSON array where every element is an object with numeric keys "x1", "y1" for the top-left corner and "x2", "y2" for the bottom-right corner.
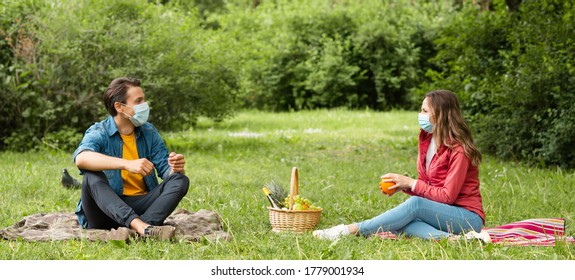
[
  {"x1": 122, "y1": 102, "x2": 150, "y2": 127},
  {"x1": 418, "y1": 113, "x2": 433, "y2": 133}
]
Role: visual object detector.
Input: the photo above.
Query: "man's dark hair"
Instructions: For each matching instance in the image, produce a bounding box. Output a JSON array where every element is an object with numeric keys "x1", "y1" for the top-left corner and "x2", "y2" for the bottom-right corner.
[{"x1": 103, "y1": 77, "x2": 141, "y2": 116}]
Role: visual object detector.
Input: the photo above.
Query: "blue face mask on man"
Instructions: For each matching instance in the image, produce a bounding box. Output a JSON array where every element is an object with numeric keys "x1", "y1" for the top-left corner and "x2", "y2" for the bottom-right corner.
[
  {"x1": 418, "y1": 113, "x2": 433, "y2": 133},
  {"x1": 121, "y1": 102, "x2": 150, "y2": 127}
]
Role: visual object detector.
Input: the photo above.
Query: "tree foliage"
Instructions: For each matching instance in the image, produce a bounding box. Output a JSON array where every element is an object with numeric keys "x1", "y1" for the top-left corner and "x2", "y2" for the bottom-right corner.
[
  {"x1": 215, "y1": 0, "x2": 452, "y2": 111},
  {"x1": 1, "y1": 0, "x2": 575, "y2": 169},
  {"x1": 421, "y1": 0, "x2": 575, "y2": 167},
  {"x1": 0, "y1": 0, "x2": 240, "y2": 151}
]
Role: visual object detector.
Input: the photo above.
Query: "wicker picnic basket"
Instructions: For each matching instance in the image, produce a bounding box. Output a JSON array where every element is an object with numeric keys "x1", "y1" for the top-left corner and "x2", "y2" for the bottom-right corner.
[{"x1": 267, "y1": 167, "x2": 322, "y2": 233}]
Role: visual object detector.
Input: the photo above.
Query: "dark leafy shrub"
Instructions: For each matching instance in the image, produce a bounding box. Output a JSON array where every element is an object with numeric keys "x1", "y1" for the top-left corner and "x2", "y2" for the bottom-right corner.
[
  {"x1": 422, "y1": 0, "x2": 575, "y2": 168},
  {"x1": 0, "y1": 0, "x2": 240, "y2": 151},
  {"x1": 219, "y1": 0, "x2": 453, "y2": 111}
]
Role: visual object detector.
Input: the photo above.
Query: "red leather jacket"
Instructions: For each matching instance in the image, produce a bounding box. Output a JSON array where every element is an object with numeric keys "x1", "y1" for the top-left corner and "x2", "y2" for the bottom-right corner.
[{"x1": 404, "y1": 130, "x2": 485, "y2": 223}]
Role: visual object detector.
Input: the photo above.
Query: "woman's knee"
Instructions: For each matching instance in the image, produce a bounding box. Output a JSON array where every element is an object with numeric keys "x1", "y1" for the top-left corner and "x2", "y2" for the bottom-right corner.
[{"x1": 404, "y1": 196, "x2": 425, "y2": 207}]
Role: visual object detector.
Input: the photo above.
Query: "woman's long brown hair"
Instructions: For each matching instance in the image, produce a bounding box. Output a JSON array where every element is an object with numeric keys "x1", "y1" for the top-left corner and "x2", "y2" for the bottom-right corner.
[{"x1": 426, "y1": 90, "x2": 482, "y2": 166}]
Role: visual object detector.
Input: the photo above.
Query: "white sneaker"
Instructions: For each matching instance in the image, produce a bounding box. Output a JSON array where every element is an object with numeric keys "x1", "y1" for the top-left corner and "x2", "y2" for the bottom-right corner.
[
  {"x1": 312, "y1": 224, "x2": 350, "y2": 241},
  {"x1": 463, "y1": 230, "x2": 492, "y2": 244}
]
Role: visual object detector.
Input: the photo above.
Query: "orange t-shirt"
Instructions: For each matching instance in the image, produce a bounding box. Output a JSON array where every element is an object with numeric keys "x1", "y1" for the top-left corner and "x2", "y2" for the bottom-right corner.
[{"x1": 120, "y1": 133, "x2": 147, "y2": 196}]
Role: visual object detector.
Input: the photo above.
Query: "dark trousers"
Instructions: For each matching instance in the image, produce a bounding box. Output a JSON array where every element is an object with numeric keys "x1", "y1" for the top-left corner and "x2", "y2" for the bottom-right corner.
[{"x1": 81, "y1": 170, "x2": 189, "y2": 230}]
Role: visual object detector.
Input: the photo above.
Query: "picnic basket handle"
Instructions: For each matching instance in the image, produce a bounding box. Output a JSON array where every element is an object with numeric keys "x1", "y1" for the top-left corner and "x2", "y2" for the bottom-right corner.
[{"x1": 289, "y1": 167, "x2": 299, "y2": 210}]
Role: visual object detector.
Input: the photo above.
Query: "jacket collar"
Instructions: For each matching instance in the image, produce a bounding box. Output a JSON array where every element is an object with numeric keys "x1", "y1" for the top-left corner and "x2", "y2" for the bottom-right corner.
[{"x1": 103, "y1": 115, "x2": 141, "y2": 137}]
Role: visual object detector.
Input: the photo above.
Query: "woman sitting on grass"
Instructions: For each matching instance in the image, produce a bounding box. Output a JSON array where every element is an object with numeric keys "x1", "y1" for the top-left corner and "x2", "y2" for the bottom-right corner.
[{"x1": 313, "y1": 90, "x2": 490, "y2": 242}]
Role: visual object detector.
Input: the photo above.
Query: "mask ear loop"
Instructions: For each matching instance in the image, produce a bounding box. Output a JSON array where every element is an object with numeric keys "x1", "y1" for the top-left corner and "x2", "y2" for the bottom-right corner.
[{"x1": 117, "y1": 102, "x2": 133, "y2": 120}]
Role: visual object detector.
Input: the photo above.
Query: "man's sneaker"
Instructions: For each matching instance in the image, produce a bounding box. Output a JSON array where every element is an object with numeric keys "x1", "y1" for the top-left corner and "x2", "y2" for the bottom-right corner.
[
  {"x1": 312, "y1": 224, "x2": 350, "y2": 241},
  {"x1": 143, "y1": 225, "x2": 176, "y2": 241},
  {"x1": 463, "y1": 230, "x2": 492, "y2": 244}
]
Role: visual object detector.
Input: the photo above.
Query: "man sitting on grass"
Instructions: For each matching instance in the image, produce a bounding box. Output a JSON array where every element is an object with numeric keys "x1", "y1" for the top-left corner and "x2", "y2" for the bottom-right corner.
[{"x1": 73, "y1": 77, "x2": 189, "y2": 240}]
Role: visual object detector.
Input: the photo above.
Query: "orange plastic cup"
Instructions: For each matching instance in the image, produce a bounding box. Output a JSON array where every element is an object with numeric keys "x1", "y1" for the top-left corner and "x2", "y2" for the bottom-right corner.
[{"x1": 379, "y1": 178, "x2": 397, "y2": 195}]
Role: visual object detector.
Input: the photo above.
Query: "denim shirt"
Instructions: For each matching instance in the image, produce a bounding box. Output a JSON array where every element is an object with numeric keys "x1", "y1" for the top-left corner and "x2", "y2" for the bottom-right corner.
[{"x1": 73, "y1": 116, "x2": 171, "y2": 228}]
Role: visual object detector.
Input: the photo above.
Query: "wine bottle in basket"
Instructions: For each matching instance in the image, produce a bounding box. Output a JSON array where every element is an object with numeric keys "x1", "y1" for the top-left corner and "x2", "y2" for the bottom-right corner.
[{"x1": 262, "y1": 187, "x2": 287, "y2": 210}]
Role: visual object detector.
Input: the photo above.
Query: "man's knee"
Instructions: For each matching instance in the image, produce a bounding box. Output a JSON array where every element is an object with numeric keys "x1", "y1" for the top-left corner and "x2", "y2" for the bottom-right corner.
[
  {"x1": 170, "y1": 172, "x2": 190, "y2": 197},
  {"x1": 82, "y1": 170, "x2": 108, "y2": 187}
]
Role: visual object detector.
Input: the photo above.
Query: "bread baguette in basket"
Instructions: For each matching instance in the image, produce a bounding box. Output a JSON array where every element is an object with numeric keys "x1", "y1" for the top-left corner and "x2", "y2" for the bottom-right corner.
[{"x1": 267, "y1": 167, "x2": 322, "y2": 233}]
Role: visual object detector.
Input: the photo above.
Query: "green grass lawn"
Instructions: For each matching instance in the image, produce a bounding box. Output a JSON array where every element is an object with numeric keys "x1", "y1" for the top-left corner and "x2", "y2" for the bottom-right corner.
[{"x1": 1, "y1": 109, "x2": 574, "y2": 260}]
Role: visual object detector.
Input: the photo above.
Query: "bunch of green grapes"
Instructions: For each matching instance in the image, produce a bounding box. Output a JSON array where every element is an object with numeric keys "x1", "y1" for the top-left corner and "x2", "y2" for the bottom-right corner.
[{"x1": 284, "y1": 195, "x2": 321, "y2": 211}]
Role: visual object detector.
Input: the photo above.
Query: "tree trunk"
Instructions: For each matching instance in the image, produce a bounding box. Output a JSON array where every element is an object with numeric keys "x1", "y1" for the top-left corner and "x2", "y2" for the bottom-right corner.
[{"x1": 505, "y1": 0, "x2": 522, "y2": 12}]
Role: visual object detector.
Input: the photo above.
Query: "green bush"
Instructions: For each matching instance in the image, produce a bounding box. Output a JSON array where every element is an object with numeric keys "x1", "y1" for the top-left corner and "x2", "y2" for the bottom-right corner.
[
  {"x1": 0, "y1": 0, "x2": 74, "y2": 151},
  {"x1": 218, "y1": 0, "x2": 453, "y2": 111},
  {"x1": 0, "y1": 0, "x2": 240, "y2": 151},
  {"x1": 4, "y1": 0, "x2": 574, "y2": 169},
  {"x1": 422, "y1": 0, "x2": 575, "y2": 168}
]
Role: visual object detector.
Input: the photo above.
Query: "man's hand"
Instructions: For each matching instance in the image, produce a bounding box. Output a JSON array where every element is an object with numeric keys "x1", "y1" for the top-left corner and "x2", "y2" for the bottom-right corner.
[
  {"x1": 125, "y1": 158, "x2": 155, "y2": 176},
  {"x1": 168, "y1": 152, "x2": 185, "y2": 175}
]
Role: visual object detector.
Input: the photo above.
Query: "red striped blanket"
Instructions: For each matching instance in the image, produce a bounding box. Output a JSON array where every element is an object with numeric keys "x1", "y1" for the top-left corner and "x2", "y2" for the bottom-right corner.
[
  {"x1": 483, "y1": 218, "x2": 574, "y2": 246},
  {"x1": 374, "y1": 218, "x2": 575, "y2": 246}
]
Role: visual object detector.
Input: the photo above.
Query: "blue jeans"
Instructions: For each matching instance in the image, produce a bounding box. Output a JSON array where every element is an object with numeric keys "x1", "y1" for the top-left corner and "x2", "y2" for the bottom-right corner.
[
  {"x1": 81, "y1": 170, "x2": 189, "y2": 229},
  {"x1": 355, "y1": 196, "x2": 483, "y2": 240}
]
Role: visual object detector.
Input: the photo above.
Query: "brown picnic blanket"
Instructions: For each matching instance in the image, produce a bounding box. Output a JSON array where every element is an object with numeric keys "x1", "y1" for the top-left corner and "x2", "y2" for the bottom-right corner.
[{"x1": 0, "y1": 208, "x2": 231, "y2": 242}]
